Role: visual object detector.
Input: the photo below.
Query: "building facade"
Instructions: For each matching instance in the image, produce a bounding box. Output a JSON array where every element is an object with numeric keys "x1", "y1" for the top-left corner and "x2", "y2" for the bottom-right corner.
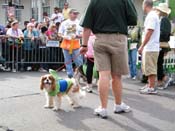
[
  {"x1": 0, "y1": 0, "x2": 173, "y2": 28},
  {"x1": 0, "y1": 0, "x2": 89, "y2": 27}
]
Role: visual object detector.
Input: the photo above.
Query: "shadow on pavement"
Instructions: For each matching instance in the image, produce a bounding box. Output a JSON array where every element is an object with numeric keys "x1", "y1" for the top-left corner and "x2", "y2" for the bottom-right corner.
[{"x1": 55, "y1": 107, "x2": 95, "y2": 131}]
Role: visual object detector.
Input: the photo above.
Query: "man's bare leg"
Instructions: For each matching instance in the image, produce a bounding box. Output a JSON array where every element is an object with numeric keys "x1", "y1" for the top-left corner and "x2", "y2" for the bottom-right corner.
[
  {"x1": 98, "y1": 71, "x2": 111, "y2": 108},
  {"x1": 148, "y1": 75, "x2": 156, "y2": 88},
  {"x1": 111, "y1": 74, "x2": 122, "y2": 105}
]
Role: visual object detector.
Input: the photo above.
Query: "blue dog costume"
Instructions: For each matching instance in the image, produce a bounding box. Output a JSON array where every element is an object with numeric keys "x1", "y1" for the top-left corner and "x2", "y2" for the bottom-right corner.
[{"x1": 48, "y1": 69, "x2": 73, "y2": 96}]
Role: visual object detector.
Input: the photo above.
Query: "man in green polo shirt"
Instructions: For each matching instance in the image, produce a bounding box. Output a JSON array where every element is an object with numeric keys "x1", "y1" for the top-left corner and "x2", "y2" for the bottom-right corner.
[{"x1": 80, "y1": 0, "x2": 137, "y2": 118}]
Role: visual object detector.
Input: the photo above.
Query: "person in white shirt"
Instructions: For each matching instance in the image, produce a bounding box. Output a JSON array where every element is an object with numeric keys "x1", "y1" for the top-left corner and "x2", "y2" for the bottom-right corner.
[
  {"x1": 51, "y1": 7, "x2": 64, "y2": 25},
  {"x1": 138, "y1": 0, "x2": 160, "y2": 94},
  {"x1": 59, "y1": 9, "x2": 83, "y2": 78},
  {"x1": 6, "y1": 20, "x2": 24, "y2": 71},
  {"x1": 6, "y1": 20, "x2": 24, "y2": 39}
]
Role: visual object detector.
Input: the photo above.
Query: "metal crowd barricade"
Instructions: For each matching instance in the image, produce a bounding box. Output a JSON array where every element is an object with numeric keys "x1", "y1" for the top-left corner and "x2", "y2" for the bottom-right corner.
[
  {"x1": 0, "y1": 35, "x2": 16, "y2": 71},
  {"x1": 163, "y1": 50, "x2": 175, "y2": 88},
  {"x1": 0, "y1": 36, "x2": 65, "y2": 72}
]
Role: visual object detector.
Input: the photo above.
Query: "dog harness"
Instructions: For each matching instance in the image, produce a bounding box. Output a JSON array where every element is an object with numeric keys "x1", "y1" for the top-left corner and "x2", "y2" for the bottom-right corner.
[{"x1": 48, "y1": 79, "x2": 73, "y2": 96}]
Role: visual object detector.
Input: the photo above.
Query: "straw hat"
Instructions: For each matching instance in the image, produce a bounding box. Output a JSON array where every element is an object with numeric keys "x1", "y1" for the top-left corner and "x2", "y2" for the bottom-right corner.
[
  {"x1": 156, "y1": 3, "x2": 171, "y2": 15},
  {"x1": 11, "y1": 20, "x2": 18, "y2": 26}
]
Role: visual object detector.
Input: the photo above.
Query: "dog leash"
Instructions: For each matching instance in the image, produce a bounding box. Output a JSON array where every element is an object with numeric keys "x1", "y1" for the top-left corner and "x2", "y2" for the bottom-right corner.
[
  {"x1": 56, "y1": 53, "x2": 95, "y2": 72},
  {"x1": 56, "y1": 53, "x2": 81, "y2": 72}
]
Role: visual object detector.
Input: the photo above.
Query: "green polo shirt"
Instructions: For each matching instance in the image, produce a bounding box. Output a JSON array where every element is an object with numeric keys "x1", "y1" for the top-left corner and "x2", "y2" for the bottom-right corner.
[{"x1": 80, "y1": 0, "x2": 137, "y2": 35}]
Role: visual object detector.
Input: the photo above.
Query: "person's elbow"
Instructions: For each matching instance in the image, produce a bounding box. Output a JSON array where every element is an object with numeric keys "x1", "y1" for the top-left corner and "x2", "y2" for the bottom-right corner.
[
  {"x1": 83, "y1": 28, "x2": 91, "y2": 33},
  {"x1": 147, "y1": 29, "x2": 154, "y2": 36}
]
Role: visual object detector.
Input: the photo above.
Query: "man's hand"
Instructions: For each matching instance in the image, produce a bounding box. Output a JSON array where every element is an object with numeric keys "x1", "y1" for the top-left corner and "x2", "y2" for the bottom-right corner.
[
  {"x1": 138, "y1": 46, "x2": 144, "y2": 55},
  {"x1": 80, "y1": 47, "x2": 88, "y2": 55},
  {"x1": 81, "y1": 28, "x2": 91, "y2": 54}
]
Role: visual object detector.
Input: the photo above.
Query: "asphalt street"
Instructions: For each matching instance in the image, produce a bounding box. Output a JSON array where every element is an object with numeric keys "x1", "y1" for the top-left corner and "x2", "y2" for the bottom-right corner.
[{"x1": 0, "y1": 72, "x2": 175, "y2": 131}]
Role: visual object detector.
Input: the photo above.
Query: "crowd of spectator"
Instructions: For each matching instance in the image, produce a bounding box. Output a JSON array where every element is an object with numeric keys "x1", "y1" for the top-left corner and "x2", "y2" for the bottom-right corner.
[{"x1": 0, "y1": 2, "x2": 72, "y2": 72}]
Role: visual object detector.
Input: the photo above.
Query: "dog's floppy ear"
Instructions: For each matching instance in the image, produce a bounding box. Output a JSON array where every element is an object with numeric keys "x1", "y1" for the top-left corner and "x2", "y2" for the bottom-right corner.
[
  {"x1": 50, "y1": 75, "x2": 56, "y2": 91},
  {"x1": 40, "y1": 76, "x2": 45, "y2": 90}
]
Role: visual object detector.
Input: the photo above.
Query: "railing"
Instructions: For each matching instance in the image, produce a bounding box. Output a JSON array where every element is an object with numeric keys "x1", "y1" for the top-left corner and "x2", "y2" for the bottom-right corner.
[{"x1": 0, "y1": 36, "x2": 64, "y2": 72}]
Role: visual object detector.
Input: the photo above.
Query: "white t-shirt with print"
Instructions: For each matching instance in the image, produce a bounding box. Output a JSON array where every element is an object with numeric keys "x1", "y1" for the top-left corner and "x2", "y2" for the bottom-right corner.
[
  {"x1": 51, "y1": 13, "x2": 64, "y2": 24},
  {"x1": 142, "y1": 11, "x2": 160, "y2": 52},
  {"x1": 59, "y1": 19, "x2": 82, "y2": 40},
  {"x1": 6, "y1": 28, "x2": 24, "y2": 37}
]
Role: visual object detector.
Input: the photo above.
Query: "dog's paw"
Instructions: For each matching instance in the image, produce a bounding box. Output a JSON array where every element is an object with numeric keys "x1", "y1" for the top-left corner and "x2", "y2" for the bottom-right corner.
[
  {"x1": 44, "y1": 105, "x2": 54, "y2": 109},
  {"x1": 52, "y1": 107, "x2": 60, "y2": 111}
]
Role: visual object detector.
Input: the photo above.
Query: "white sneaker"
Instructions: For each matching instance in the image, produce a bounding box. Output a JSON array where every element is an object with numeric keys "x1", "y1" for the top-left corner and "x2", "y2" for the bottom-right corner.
[
  {"x1": 27, "y1": 66, "x2": 32, "y2": 71},
  {"x1": 82, "y1": 84, "x2": 93, "y2": 93},
  {"x1": 114, "y1": 102, "x2": 131, "y2": 113},
  {"x1": 86, "y1": 87, "x2": 93, "y2": 93},
  {"x1": 140, "y1": 87, "x2": 157, "y2": 94},
  {"x1": 94, "y1": 107, "x2": 107, "y2": 119},
  {"x1": 139, "y1": 84, "x2": 148, "y2": 90},
  {"x1": 132, "y1": 76, "x2": 136, "y2": 80},
  {"x1": 86, "y1": 84, "x2": 93, "y2": 93}
]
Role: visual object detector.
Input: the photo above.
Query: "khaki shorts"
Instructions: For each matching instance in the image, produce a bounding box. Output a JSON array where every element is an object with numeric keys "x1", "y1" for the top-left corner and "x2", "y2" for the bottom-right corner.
[
  {"x1": 142, "y1": 52, "x2": 159, "y2": 76},
  {"x1": 93, "y1": 34, "x2": 129, "y2": 75}
]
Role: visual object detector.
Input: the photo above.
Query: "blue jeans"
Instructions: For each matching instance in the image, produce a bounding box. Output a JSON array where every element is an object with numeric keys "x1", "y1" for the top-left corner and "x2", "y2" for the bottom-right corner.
[
  {"x1": 129, "y1": 49, "x2": 137, "y2": 77},
  {"x1": 63, "y1": 49, "x2": 83, "y2": 78}
]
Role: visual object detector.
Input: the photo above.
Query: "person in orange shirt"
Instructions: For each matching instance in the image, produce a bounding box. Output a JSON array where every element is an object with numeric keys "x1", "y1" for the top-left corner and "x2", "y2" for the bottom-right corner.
[{"x1": 59, "y1": 9, "x2": 83, "y2": 78}]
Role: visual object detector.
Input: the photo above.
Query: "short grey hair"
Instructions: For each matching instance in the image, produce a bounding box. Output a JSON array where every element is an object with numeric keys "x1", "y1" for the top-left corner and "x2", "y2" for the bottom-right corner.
[{"x1": 143, "y1": 0, "x2": 153, "y2": 8}]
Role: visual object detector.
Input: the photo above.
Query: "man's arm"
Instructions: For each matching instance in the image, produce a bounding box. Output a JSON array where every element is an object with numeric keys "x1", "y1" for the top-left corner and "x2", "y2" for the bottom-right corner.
[
  {"x1": 138, "y1": 29, "x2": 154, "y2": 54},
  {"x1": 80, "y1": 27, "x2": 91, "y2": 55},
  {"x1": 82, "y1": 27, "x2": 91, "y2": 46}
]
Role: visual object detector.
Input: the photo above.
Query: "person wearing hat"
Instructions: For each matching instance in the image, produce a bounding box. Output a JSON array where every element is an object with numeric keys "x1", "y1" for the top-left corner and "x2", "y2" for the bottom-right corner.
[
  {"x1": 6, "y1": 20, "x2": 24, "y2": 70},
  {"x1": 6, "y1": 20, "x2": 24, "y2": 39},
  {"x1": 59, "y1": 9, "x2": 83, "y2": 78},
  {"x1": 155, "y1": 3, "x2": 172, "y2": 88}
]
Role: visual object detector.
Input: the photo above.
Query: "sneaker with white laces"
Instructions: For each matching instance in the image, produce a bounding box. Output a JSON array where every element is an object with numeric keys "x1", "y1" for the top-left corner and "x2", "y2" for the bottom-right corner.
[
  {"x1": 140, "y1": 87, "x2": 157, "y2": 94},
  {"x1": 139, "y1": 84, "x2": 148, "y2": 90},
  {"x1": 94, "y1": 107, "x2": 107, "y2": 119},
  {"x1": 114, "y1": 102, "x2": 131, "y2": 113}
]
